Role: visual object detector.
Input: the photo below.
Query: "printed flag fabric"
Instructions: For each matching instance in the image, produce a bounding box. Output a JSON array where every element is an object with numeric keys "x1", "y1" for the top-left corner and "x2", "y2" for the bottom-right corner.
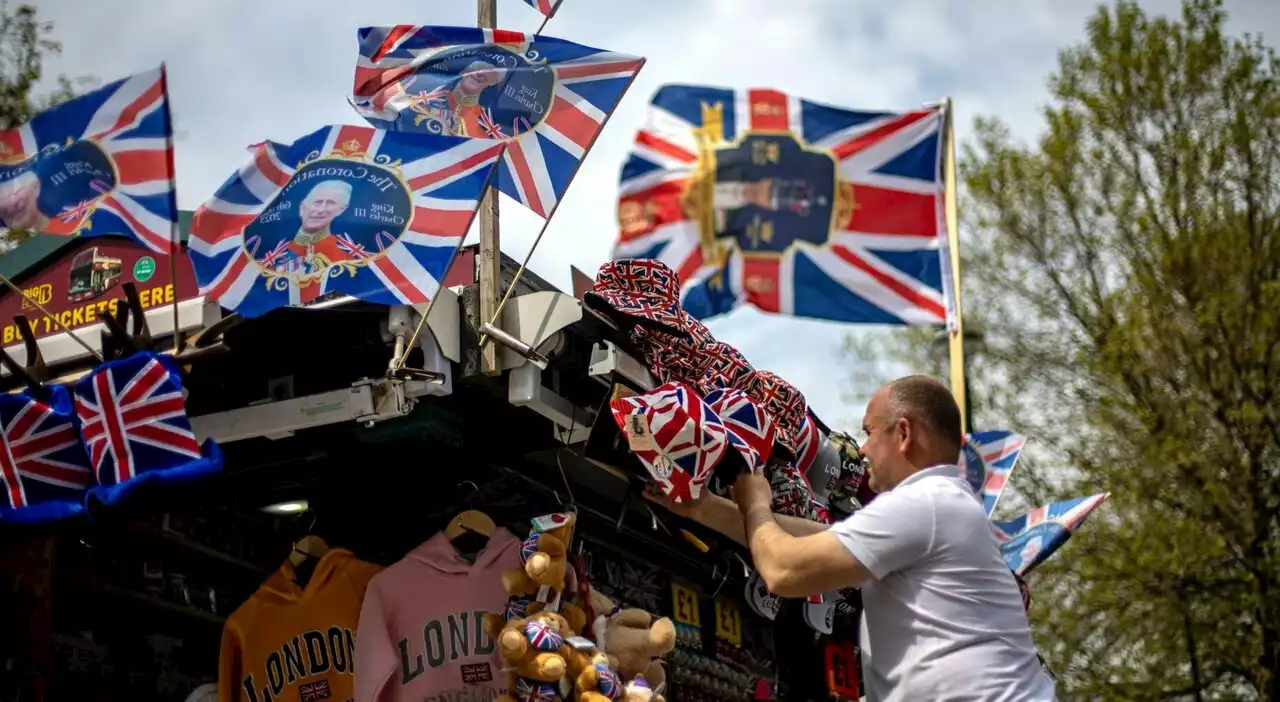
[
  {"x1": 0, "y1": 386, "x2": 94, "y2": 523},
  {"x1": 0, "y1": 66, "x2": 177, "y2": 254},
  {"x1": 188, "y1": 124, "x2": 503, "y2": 317},
  {"x1": 960, "y1": 430, "x2": 1026, "y2": 516},
  {"x1": 609, "y1": 382, "x2": 728, "y2": 503},
  {"x1": 991, "y1": 493, "x2": 1109, "y2": 576},
  {"x1": 352, "y1": 26, "x2": 644, "y2": 218},
  {"x1": 614, "y1": 84, "x2": 948, "y2": 325},
  {"x1": 521, "y1": 0, "x2": 563, "y2": 18},
  {"x1": 72, "y1": 352, "x2": 222, "y2": 506}
]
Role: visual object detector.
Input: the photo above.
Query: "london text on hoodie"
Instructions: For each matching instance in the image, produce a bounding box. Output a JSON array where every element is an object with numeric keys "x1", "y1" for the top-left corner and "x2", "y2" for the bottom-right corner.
[
  {"x1": 354, "y1": 528, "x2": 521, "y2": 702},
  {"x1": 219, "y1": 548, "x2": 383, "y2": 702}
]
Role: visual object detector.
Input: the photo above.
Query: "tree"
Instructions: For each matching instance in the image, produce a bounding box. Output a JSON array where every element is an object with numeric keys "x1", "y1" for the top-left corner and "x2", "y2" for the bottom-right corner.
[
  {"x1": 846, "y1": 0, "x2": 1279, "y2": 697},
  {"x1": 0, "y1": 1, "x2": 88, "y2": 251}
]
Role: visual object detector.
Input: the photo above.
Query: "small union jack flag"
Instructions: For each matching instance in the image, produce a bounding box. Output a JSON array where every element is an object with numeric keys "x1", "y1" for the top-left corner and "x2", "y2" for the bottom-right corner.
[
  {"x1": 0, "y1": 66, "x2": 178, "y2": 253},
  {"x1": 520, "y1": 0, "x2": 563, "y2": 18},
  {"x1": 353, "y1": 26, "x2": 644, "y2": 219},
  {"x1": 461, "y1": 663, "x2": 493, "y2": 684},
  {"x1": 72, "y1": 352, "x2": 222, "y2": 505},
  {"x1": 957, "y1": 430, "x2": 1027, "y2": 516},
  {"x1": 0, "y1": 387, "x2": 94, "y2": 523},
  {"x1": 991, "y1": 493, "x2": 1109, "y2": 576},
  {"x1": 299, "y1": 679, "x2": 331, "y2": 702}
]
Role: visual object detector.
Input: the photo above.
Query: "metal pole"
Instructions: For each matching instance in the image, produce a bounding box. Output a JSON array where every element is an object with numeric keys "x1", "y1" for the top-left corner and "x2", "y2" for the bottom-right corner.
[
  {"x1": 940, "y1": 97, "x2": 970, "y2": 433},
  {"x1": 477, "y1": 0, "x2": 501, "y2": 376}
]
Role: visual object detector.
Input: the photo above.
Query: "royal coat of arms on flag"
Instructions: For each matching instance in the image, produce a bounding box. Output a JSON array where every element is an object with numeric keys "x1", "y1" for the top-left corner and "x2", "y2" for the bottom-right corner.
[
  {"x1": 0, "y1": 66, "x2": 177, "y2": 254},
  {"x1": 188, "y1": 124, "x2": 503, "y2": 317},
  {"x1": 352, "y1": 26, "x2": 644, "y2": 218},
  {"x1": 614, "y1": 84, "x2": 948, "y2": 325},
  {"x1": 992, "y1": 493, "x2": 1109, "y2": 576}
]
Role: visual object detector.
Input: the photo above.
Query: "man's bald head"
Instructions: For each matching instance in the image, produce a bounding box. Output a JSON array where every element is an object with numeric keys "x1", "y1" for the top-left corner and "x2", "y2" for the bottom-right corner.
[{"x1": 882, "y1": 375, "x2": 963, "y2": 464}]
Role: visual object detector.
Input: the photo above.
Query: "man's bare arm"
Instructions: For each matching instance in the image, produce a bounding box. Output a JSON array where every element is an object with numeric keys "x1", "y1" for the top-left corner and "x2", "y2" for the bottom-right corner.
[{"x1": 645, "y1": 488, "x2": 827, "y2": 545}]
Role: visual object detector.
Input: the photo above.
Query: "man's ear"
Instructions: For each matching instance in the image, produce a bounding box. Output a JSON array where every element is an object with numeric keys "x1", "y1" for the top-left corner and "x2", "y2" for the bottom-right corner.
[{"x1": 895, "y1": 416, "x2": 913, "y2": 455}]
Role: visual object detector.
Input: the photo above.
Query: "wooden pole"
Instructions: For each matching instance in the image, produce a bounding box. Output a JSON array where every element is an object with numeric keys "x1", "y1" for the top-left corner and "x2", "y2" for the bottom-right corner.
[
  {"x1": 477, "y1": 0, "x2": 502, "y2": 376},
  {"x1": 941, "y1": 98, "x2": 970, "y2": 433}
]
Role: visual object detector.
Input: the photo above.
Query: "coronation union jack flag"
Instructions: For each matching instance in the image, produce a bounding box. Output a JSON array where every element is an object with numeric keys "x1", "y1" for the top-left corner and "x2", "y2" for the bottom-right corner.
[
  {"x1": 991, "y1": 492, "x2": 1109, "y2": 576},
  {"x1": 352, "y1": 26, "x2": 644, "y2": 219},
  {"x1": 188, "y1": 124, "x2": 502, "y2": 317},
  {"x1": 73, "y1": 352, "x2": 221, "y2": 504},
  {"x1": 0, "y1": 66, "x2": 177, "y2": 254},
  {"x1": 0, "y1": 387, "x2": 94, "y2": 523},
  {"x1": 614, "y1": 84, "x2": 949, "y2": 325},
  {"x1": 956, "y1": 429, "x2": 1027, "y2": 517}
]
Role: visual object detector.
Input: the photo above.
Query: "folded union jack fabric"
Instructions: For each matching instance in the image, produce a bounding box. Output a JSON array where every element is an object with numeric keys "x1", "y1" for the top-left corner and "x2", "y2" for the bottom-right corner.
[
  {"x1": 73, "y1": 352, "x2": 222, "y2": 506},
  {"x1": 0, "y1": 66, "x2": 177, "y2": 254},
  {"x1": 992, "y1": 493, "x2": 1109, "y2": 576},
  {"x1": 0, "y1": 386, "x2": 94, "y2": 523},
  {"x1": 188, "y1": 124, "x2": 502, "y2": 317},
  {"x1": 352, "y1": 25, "x2": 644, "y2": 219}
]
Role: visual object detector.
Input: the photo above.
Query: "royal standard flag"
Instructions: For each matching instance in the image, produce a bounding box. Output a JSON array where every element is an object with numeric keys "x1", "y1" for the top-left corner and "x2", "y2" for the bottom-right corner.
[
  {"x1": 615, "y1": 85, "x2": 948, "y2": 325},
  {"x1": 992, "y1": 493, "x2": 1109, "y2": 576},
  {"x1": 352, "y1": 26, "x2": 643, "y2": 219},
  {"x1": 188, "y1": 125, "x2": 503, "y2": 317},
  {"x1": 0, "y1": 66, "x2": 177, "y2": 254}
]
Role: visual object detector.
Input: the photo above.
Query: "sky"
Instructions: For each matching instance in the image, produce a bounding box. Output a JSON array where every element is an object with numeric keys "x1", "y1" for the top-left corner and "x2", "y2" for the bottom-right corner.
[{"x1": 31, "y1": 0, "x2": 1280, "y2": 432}]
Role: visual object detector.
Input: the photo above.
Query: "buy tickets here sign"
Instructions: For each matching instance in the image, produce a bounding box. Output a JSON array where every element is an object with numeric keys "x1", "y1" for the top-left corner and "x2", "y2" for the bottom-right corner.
[{"x1": 0, "y1": 238, "x2": 197, "y2": 345}]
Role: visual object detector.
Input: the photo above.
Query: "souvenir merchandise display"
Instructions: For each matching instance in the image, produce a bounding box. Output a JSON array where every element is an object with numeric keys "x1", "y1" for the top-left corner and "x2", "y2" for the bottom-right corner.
[
  {"x1": 354, "y1": 522, "x2": 521, "y2": 702},
  {"x1": 218, "y1": 543, "x2": 383, "y2": 702},
  {"x1": 0, "y1": 385, "x2": 94, "y2": 523}
]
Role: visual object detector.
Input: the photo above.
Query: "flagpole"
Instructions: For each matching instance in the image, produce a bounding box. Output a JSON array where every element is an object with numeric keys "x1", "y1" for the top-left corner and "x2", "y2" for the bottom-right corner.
[
  {"x1": 160, "y1": 63, "x2": 184, "y2": 354},
  {"x1": 940, "y1": 97, "x2": 970, "y2": 433},
  {"x1": 477, "y1": 58, "x2": 646, "y2": 349},
  {"x1": 477, "y1": 0, "x2": 502, "y2": 376}
]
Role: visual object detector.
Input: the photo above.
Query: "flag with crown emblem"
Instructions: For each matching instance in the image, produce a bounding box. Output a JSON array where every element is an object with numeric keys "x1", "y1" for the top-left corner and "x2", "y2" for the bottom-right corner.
[
  {"x1": 188, "y1": 124, "x2": 503, "y2": 317},
  {"x1": 0, "y1": 66, "x2": 177, "y2": 254},
  {"x1": 991, "y1": 493, "x2": 1108, "y2": 576},
  {"x1": 614, "y1": 84, "x2": 949, "y2": 325},
  {"x1": 352, "y1": 25, "x2": 644, "y2": 219}
]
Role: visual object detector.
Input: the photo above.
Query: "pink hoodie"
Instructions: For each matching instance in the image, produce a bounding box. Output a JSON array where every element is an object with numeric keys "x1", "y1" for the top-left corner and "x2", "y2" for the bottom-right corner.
[{"x1": 355, "y1": 528, "x2": 520, "y2": 702}]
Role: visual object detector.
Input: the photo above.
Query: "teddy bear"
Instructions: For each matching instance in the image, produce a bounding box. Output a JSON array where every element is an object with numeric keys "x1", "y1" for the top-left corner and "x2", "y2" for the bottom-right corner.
[
  {"x1": 564, "y1": 650, "x2": 625, "y2": 702},
  {"x1": 488, "y1": 610, "x2": 575, "y2": 702},
  {"x1": 502, "y1": 513, "x2": 577, "y2": 597},
  {"x1": 576, "y1": 588, "x2": 674, "y2": 697}
]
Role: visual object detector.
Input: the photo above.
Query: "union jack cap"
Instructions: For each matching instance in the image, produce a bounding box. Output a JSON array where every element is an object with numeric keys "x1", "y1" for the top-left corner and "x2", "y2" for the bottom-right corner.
[
  {"x1": 72, "y1": 352, "x2": 223, "y2": 506},
  {"x1": 585, "y1": 259, "x2": 689, "y2": 337},
  {"x1": 0, "y1": 386, "x2": 94, "y2": 523},
  {"x1": 768, "y1": 458, "x2": 821, "y2": 520},
  {"x1": 519, "y1": 534, "x2": 541, "y2": 564},
  {"x1": 790, "y1": 411, "x2": 822, "y2": 474},
  {"x1": 609, "y1": 382, "x2": 728, "y2": 503},
  {"x1": 743, "y1": 371, "x2": 808, "y2": 457},
  {"x1": 595, "y1": 661, "x2": 622, "y2": 699},
  {"x1": 704, "y1": 388, "x2": 774, "y2": 476},
  {"x1": 698, "y1": 340, "x2": 756, "y2": 394}
]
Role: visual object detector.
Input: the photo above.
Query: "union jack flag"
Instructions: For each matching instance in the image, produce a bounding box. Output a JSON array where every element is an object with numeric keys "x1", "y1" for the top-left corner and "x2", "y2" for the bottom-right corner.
[
  {"x1": 521, "y1": 0, "x2": 563, "y2": 19},
  {"x1": 188, "y1": 124, "x2": 502, "y2": 317},
  {"x1": 461, "y1": 663, "x2": 493, "y2": 684},
  {"x1": 0, "y1": 387, "x2": 93, "y2": 522},
  {"x1": 299, "y1": 680, "x2": 331, "y2": 702},
  {"x1": 609, "y1": 382, "x2": 728, "y2": 503},
  {"x1": 614, "y1": 85, "x2": 950, "y2": 325},
  {"x1": 72, "y1": 352, "x2": 221, "y2": 503},
  {"x1": 0, "y1": 66, "x2": 177, "y2": 254},
  {"x1": 991, "y1": 493, "x2": 1109, "y2": 576},
  {"x1": 957, "y1": 430, "x2": 1026, "y2": 516},
  {"x1": 352, "y1": 26, "x2": 644, "y2": 218}
]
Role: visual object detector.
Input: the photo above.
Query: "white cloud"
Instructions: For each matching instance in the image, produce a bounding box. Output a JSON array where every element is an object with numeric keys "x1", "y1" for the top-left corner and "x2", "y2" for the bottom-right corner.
[{"x1": 30, "y1": 0, "x2": 1278, "y2": 429}]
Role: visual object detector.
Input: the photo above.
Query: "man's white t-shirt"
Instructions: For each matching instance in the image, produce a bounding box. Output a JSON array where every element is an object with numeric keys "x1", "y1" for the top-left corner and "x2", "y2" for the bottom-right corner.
[{"x1": 828, "y1": 465, "x2": 1056, "y2": 702}]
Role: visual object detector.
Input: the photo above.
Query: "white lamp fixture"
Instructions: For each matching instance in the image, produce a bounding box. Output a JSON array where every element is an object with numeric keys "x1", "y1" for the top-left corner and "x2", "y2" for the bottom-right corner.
[{"x1": 261, "y1": 500, "x2": 310, "y2": 515}]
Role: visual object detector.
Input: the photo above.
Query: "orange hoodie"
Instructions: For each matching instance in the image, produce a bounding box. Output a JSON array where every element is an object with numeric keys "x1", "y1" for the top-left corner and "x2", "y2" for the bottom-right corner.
[{"x1": 219, "y1": 548, "x2": 383, "y2": 702}]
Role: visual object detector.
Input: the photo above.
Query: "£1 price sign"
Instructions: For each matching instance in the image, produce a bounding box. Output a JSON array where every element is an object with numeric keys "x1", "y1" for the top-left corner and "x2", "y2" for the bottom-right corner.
[
  {"x1": 715, "y1": 596, "x2": 743, "y2": 646},
  {"x1": 671, "y1": 580, "x2": 701, "y2": 628}
]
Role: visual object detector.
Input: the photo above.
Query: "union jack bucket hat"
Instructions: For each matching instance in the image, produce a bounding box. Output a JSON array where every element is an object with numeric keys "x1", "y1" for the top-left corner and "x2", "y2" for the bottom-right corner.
[
  {"x1": 585, "y1": 259, "x2": 689, "y2": 338},
  {"x1": 630, "y1": 313, "x2": 716, "y2": 386},
  {"x1": 697, "y1": 340, "x2": 755, "y2": 395},
  {"x1": 609, "y1": 382, "x2": 728, "y2": 503},
  {"x1": 742, "y1": 370, "x2": 809, "y2": 458},
  {"x1": 0, "y1": 385, "x2": 93, "y2": 524},
  {"x1": 72, "y1": 351, "x2": 223, "y2": 506},
  {"x1": 703, "y1": 387, "x2": 775, "y2": 478}
]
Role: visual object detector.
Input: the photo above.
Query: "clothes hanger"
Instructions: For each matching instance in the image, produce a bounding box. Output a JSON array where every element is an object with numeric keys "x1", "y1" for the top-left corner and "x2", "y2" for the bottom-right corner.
[
  {"x1": 446, "y1": 481, "x2": 495, "y2": 563},
  {"x1": 0, "y1": 316, "x2": 50, "y2": 400},
  {"x1": 288, "y1": 510, "x2": 329, "y2": 587}
]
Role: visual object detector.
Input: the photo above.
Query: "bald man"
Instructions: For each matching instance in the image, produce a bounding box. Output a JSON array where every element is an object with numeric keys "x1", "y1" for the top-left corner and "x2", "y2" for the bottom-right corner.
[{"x1": 662, "y1": 376, "x2": 1055, "y2": 701}]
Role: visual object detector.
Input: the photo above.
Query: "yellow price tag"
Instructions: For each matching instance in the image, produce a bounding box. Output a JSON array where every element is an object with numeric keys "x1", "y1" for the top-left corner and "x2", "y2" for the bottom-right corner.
[
  {"x1": 715, "y1": 596, "x2": 742, "y2": 646},
  {"x1": 671, "y1": 581, "x2": 701, "y2": 628}
]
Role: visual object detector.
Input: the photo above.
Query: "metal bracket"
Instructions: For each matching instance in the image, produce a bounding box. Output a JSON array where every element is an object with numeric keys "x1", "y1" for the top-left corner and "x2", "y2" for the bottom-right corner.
[
  {"x1": 494, "y1": 291, "x2": 582, "y2": 371},
  {"x1": 588, "y1": 340, "x2": 656, "y2": 390},
  {"x1": 508, "y1": 363, "x2": 593, "y2": 445}
]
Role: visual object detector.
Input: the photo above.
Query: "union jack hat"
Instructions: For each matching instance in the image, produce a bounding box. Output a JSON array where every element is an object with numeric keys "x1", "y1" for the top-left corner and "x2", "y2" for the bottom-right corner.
[
  {"x1": 585, "y1": 259, "x2": 689, "y2": 338},
  {"x1": 703, "y1": 388, "x2": 775, "y2": 478},
  {"x1": 630, "y1": 314, "x2": 716, "y2": 387},
  {"x1": 742, "y1": 370, "x2": 809, "y2": 457},
  {"x1": 72, "y1": 352, "x2": 223, "y2": 506},
  {"x1": 768, "y1": 458, "x2": 822, "y2": 521},
  {"x1": 609, "y1": 382, "x2": 728, "y2": 503},
  {"x1": 697, "y1": 340, "x2": 756, "y2": 395},
  {"x1": 0, "y1": 386, "x2": 94, "y2": 524}
]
